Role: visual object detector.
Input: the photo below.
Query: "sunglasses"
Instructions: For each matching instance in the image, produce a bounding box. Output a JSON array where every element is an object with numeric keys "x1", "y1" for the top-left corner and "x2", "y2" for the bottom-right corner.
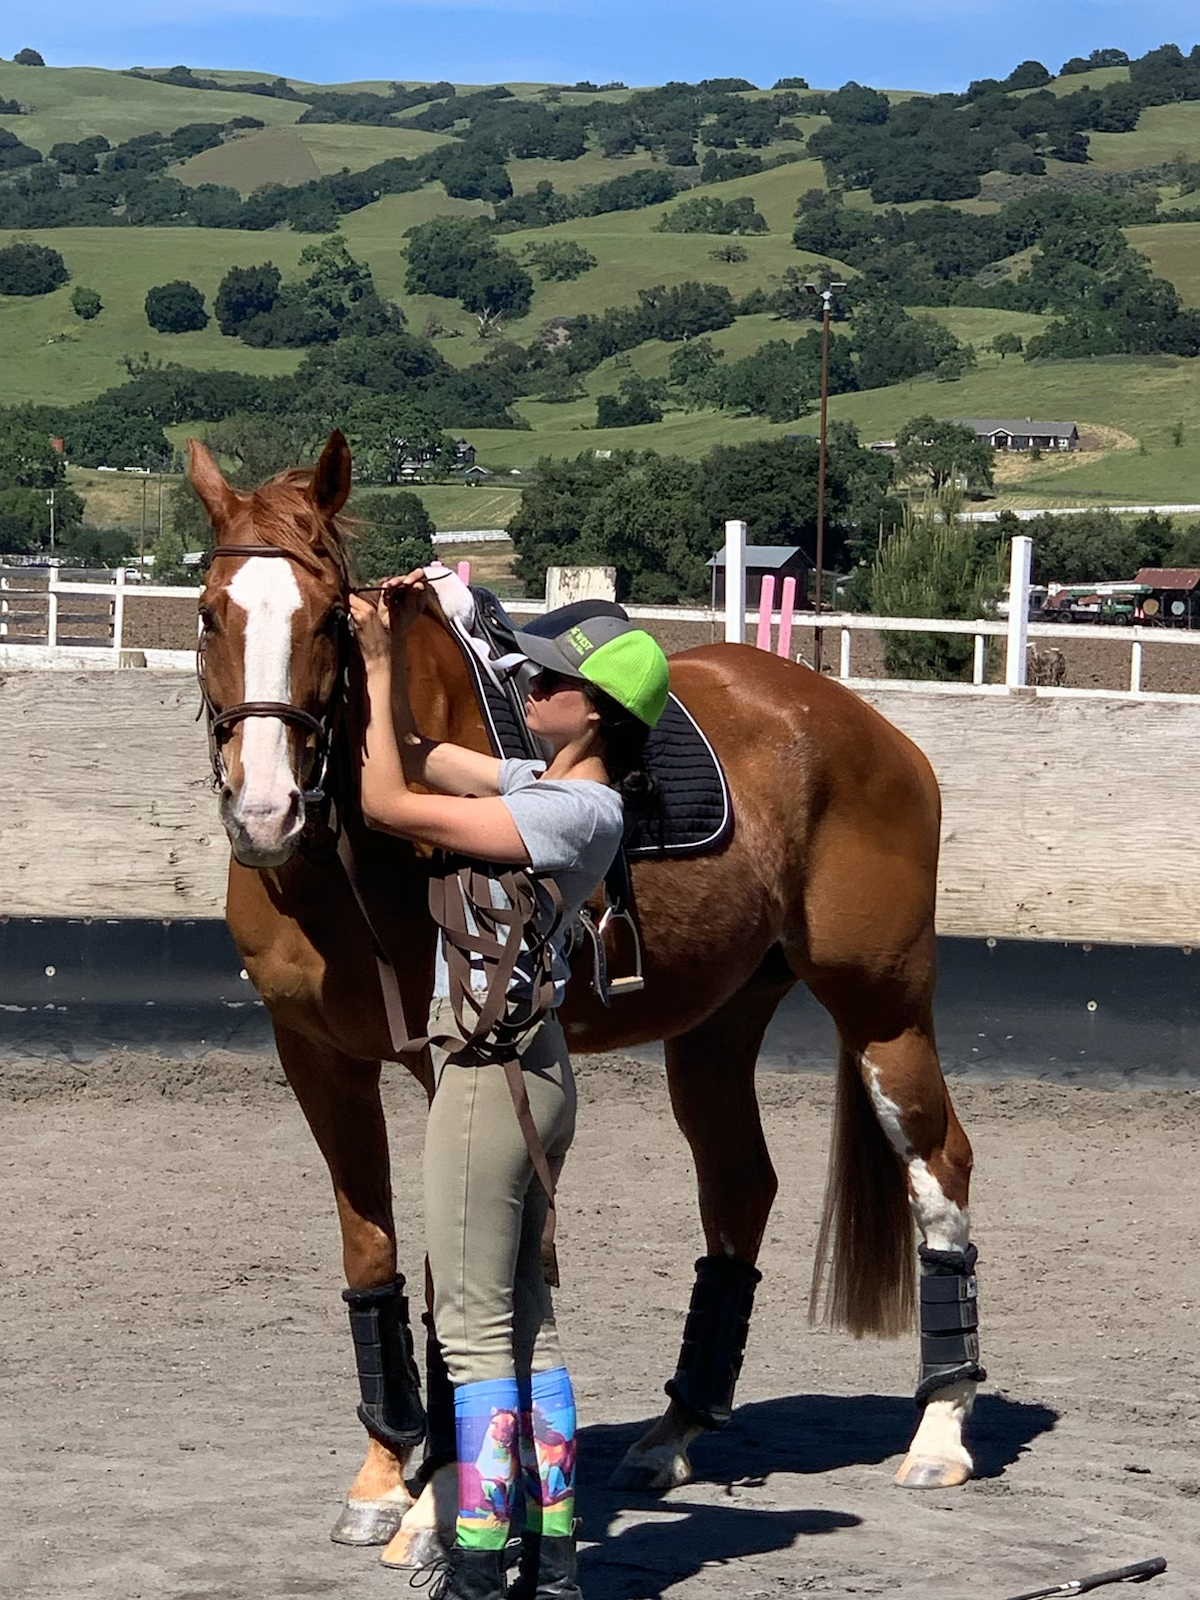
[{"x1": 528, "y1": 668, "x2": 578, "y2": 696}]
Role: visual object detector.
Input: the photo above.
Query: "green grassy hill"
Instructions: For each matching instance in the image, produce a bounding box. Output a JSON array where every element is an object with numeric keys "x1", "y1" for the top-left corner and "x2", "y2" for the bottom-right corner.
[
  {"x1": 3, "y1": 60, "x2": 1200, "y2": 517},
  {"x1": 1126, "y1": 222, "x2": 1200, "y2": 305},
  {"x1": 0, "y1": 225, "x2": 309, "y2": 404},
  {"x1": 172, "y1": 122, "x2": 453, "y2": 190},
  {"x1": 0, "y1": 62, "x2": 306, "y2": 149}
]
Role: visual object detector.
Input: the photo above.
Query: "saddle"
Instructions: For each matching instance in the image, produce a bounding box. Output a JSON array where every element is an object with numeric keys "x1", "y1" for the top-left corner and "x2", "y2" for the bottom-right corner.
[{"x1": 448, "y1": 585, "x2": 734, "y2": 1001}]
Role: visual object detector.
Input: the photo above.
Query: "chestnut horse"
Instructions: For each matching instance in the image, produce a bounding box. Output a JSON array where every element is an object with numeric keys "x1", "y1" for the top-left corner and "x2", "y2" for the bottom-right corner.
[{"x1": 189, "y1": 432, "x2": 982, "y2": 1568}]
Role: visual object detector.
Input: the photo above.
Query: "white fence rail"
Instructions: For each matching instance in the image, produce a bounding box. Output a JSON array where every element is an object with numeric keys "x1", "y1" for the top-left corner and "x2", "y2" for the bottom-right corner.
[{"x1": 3, "y1": 565, "x2": 1199, "y2": 700}]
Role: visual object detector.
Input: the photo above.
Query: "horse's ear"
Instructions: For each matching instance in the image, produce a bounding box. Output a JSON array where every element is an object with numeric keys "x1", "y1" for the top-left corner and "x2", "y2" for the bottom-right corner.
[
  {"x1": 311, "y1": 430, "x2": 352, "y2": 518},
  {"x1": 187, "y1": 438, "x2": 234, "y2": 529}
]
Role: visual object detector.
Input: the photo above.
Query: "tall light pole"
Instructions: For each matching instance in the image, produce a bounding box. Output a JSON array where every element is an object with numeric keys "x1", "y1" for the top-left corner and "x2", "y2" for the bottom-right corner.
[{"x1": 804, "y1": 280, "x2": 846, "y2": 673}]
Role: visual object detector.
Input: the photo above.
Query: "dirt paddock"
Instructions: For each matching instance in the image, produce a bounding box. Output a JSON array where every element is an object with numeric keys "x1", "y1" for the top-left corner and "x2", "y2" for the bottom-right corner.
[{"x1": 2, "y1": 1050, "x2": 1198, "y2": 1600}]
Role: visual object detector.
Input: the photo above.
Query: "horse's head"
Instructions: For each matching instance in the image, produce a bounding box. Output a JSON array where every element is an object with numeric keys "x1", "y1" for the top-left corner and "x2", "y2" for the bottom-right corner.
[{"x1": 190, "y1": 431, "x2": 353, "y2": 869}]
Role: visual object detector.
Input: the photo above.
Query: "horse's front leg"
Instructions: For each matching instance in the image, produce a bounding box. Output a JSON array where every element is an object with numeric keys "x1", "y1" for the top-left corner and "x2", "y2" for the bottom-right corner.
[
  {"x1": 611, "y1": 984, "x2": 785, "y2": 1492},
  {"x1": 274, "y1": 1023, "x2": 424, "y2": 1545},
  {"x1": 858, "y1": 1027, "x2": 984, "y2": 1490}
]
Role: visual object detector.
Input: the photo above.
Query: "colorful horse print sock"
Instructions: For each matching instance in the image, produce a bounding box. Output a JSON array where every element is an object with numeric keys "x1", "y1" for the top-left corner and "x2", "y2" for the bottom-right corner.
[
  {"x1": 519, "y1": 1366, "x2": 577, "y2": 1538},
  {"x1": 453, "y1": 1377, "x2": 521, "y2": 1550}
]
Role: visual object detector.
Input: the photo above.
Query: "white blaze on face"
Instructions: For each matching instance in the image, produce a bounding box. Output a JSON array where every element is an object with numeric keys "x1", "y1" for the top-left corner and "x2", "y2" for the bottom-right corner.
[{"x1": 226, "y1": 556, "x2": 303, "y2": 826}]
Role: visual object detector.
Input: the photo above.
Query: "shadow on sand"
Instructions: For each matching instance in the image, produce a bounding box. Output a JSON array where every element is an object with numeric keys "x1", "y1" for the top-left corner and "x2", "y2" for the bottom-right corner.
[{"x1": 573, "y1": 1391, "x2": 1058, "y2": 1598}]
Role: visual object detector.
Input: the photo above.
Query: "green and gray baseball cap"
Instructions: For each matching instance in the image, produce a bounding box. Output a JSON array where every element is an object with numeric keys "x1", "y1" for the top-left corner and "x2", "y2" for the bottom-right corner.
[{"x1": 515, "y1": 601, "x2": 669, "y2": 727}]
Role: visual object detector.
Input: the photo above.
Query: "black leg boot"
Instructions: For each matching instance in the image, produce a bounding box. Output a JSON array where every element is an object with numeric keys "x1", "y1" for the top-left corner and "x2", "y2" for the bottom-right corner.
[
  {"x1": 422, "y1": 1543, "x2": 508, "y2": 1600},
  {"x1": 508, "y1": 1529, "x2": 583, "y2": 1600}
]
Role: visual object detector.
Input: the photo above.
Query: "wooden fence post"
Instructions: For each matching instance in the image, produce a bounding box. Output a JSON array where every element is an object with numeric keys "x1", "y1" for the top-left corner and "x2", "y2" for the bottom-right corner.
[
  {"x1": 1005, "y1": 536, "x2": 1032, "y2": 688},
  {"x1": 724, "y1": 519, "x2": 746, "y2": 645},
  {"x1": 112, "y1": 568, "x2": 126, "y2": 655}
]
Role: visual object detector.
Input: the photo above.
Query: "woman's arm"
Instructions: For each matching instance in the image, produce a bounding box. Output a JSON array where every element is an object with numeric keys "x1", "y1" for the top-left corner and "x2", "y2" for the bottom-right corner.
[
  {"x1": 349, "y1": 580, "x2": 528, "y2": 861},
  {"x1": 407, "y1": 738, "x2": 506, "y2": 799}
]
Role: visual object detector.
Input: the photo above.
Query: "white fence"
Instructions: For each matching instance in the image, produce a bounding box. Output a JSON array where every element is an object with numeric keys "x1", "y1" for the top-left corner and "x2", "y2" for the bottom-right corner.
[{"x1": 3, "y1": 542, "x2": 1199, "y2": 700}]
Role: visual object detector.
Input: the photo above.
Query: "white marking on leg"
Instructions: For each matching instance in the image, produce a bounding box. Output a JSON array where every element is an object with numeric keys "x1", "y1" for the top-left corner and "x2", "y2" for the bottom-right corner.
[
  {"x1": 862, "y1": 1055, "x2": 968, "y2": 1251},
  {"x1": 903, "y1": 1381, "x2": 974, "y2": 1475},
  {"x1": 225, "y1": 557, "x2": 303, "y2": 852},
  {"x1": 863, "y1": 1054, "x2": 978, "y2": 1482}
]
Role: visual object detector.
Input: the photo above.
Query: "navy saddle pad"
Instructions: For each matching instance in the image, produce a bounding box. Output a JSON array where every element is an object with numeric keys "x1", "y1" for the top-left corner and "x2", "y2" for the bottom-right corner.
[{"x1": 452, "y1": 594, "x2": 732, "y2": 861}]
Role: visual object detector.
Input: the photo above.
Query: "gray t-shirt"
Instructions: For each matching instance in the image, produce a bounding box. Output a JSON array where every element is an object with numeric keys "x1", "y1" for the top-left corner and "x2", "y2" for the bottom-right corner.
[{"x1": 498, "y1": 758, "x2": 625, "y2": 1008}]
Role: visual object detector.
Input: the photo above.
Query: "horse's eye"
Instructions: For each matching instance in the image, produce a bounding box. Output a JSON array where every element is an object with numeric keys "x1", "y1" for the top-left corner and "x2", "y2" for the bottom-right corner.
[
  {"x1": 320, "y1": 609, "x2": 346, "y2": 636},
  {"x1": 199, "y1": 606, "x2": 217, "y2": 632}
]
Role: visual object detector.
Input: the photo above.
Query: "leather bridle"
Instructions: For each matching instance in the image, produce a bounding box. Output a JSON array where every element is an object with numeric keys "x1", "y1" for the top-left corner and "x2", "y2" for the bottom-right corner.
[{"x1": 197, "y1": 543, "x2": 355, "y2": 808}]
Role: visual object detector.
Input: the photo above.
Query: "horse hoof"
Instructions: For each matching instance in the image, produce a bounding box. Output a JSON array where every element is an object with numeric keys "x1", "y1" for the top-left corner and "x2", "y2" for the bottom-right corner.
[
  {"x1": 609, "y1": 1442, "x2": 693, "y2": 1493},
  {"x1": 330, "y1": 1499, "x2": 408, "y2": 1545},
  {"x1": 380, "y1": 1523, "x2": 447, "y2": 1570},
  {"x1": 894, "y1": 1455, "x2": 972, "y2": 1490}
]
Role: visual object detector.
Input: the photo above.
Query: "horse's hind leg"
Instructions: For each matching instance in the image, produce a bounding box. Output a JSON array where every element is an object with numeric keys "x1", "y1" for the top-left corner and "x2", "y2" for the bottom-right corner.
[
  {"x1": 809, "y1": 996, "x2": 982, "y2": 1490},
  {"x1": 611, "y1": 962, "x2": 790, "y2": 1492},
  {"x1": 863, "y1": 1027, "x2": 981, "y2": 1489},
  {"x1": 274, "y1": 1024, "x2": 424, "y2": 1546}
]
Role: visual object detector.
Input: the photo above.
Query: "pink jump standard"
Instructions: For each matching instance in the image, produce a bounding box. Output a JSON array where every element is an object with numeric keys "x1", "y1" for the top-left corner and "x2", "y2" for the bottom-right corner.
[{"x1": 189, "y1": 431, "x2": 984, "y2": 1567}]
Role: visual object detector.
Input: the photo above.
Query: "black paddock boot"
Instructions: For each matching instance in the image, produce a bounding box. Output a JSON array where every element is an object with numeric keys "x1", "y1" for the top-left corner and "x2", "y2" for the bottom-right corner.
[
  {"x1": 508, "y1": 1530, "x2": 583, "y2": 1600},
  {"x1": 420, "y1": 1543, "x2": 509, "y2": 1600}
]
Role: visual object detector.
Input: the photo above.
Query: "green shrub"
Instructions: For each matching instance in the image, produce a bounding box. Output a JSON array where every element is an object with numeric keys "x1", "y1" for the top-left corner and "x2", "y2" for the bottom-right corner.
[
  {"x1": 70, "y1": 286, "x2": 103, "y2": 321},
  {"x1": 145, "y1": 280, "x2": 209, "y2": 333},
  {"x1": 0, "y1": 241, "x2": 68, "y2": 296}
]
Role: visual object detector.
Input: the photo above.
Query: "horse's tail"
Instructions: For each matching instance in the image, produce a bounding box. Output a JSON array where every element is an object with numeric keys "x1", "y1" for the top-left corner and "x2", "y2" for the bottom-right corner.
[{"x1": 807, "y1": 1043, "x2": 915, "y2": 1338}]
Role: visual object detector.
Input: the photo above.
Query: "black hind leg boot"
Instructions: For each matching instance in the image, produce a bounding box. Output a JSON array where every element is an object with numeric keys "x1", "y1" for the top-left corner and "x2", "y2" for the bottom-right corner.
[
  {"x1": 342, "y1": 1277, "x2": 426, "y2": 1452},
  {"x1": 664, "y1": 1254, "x2": 762, "y2": 1429},
  {"x1": 915, "y1": 1243, "x2": 987, "y2": 1408}
]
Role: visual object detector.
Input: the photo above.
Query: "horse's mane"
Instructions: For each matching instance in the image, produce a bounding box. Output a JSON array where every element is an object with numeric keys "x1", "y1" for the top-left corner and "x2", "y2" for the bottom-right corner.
[{"x1": 236, "y1": 467, "x2": 356, "y2": 588}]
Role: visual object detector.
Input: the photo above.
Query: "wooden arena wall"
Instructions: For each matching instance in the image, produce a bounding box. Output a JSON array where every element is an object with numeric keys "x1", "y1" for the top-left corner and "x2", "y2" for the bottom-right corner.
[{"x1": 1, "y1": 671, "x2": 1196, "y2": 946}]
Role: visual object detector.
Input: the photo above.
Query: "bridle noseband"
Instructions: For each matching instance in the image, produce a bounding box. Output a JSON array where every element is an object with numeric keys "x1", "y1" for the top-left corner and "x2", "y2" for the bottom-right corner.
[{"x1": 197, "y1": 544, "x2": 354, "y2": 807}]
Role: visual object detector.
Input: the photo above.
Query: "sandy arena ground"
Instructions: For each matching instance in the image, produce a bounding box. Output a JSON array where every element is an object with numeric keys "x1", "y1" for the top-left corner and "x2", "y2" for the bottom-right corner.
[{"x1": 2, "y1": 1050, "x2": 1198, "y2": 1600}]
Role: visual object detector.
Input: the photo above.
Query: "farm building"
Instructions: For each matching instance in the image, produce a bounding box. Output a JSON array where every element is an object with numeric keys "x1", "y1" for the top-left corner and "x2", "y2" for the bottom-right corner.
[
  {"x1": 1134, "y1": 567, "x2": 1200, "y2": 628},
  {"x1": 954, "y1": 418, "x2": 1079, "y2": 452},
  {"x1": 708, "y1": 545, "x2": 813, "y2": 608}
]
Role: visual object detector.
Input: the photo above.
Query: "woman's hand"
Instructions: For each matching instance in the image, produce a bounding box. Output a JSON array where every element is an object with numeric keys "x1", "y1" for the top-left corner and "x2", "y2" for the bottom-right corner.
[
  {"x1": 349, "y1": 569, "x2": 429, "y2": 667},
  {"x1": 380, "y1": 569, "x2": 430, "y2": 637},
  {"x1": 348, "y1": 590, "x2": 393, "y2": 668}
]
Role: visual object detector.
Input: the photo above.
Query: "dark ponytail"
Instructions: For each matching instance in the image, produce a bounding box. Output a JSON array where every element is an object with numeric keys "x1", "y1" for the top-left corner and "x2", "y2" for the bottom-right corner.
[{"x1": 583, "y1": 683, "x2": 663, "y2": 835}]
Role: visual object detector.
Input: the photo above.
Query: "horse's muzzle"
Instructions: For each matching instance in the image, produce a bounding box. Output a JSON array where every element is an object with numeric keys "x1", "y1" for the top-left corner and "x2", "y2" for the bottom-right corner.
[{"x1": 221, "y1": 785, "x2": 305, "y2": 868}]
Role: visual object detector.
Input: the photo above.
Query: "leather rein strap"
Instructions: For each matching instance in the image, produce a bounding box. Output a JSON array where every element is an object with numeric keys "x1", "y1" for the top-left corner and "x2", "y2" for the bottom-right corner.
[{"x1": 427, "y1": 858, "x2": 566, "y2": 1284}]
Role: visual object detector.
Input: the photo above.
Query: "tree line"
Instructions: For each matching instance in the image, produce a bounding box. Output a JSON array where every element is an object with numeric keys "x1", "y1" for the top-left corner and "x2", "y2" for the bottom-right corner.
[
  {"x1": 794, "y1": 190, "x2": 1200, "y2": 358},
  {"x1": 801, "y1": 43, "x2": 1200, "y2": 203}
]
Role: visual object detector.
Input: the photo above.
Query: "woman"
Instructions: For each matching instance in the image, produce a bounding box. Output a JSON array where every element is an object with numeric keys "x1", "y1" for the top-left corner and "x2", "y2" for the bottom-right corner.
[{"x1": 348, "y1": 572, "x2": 669, "y2": 1600}]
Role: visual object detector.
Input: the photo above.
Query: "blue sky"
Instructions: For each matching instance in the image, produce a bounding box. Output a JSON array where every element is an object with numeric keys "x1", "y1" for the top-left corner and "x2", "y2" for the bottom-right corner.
[{"x1": 2, "y1": 0, "x2": 1197, "y2": 92}]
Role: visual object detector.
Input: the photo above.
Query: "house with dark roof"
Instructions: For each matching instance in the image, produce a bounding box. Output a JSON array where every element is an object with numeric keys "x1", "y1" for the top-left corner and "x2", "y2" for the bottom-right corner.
[
  {"x1": 707, "y1": 544, "x2": 813, "y2": 607},
  {"x1": 955, "y1": 418, "x2": 1079, "y2": 452}
]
